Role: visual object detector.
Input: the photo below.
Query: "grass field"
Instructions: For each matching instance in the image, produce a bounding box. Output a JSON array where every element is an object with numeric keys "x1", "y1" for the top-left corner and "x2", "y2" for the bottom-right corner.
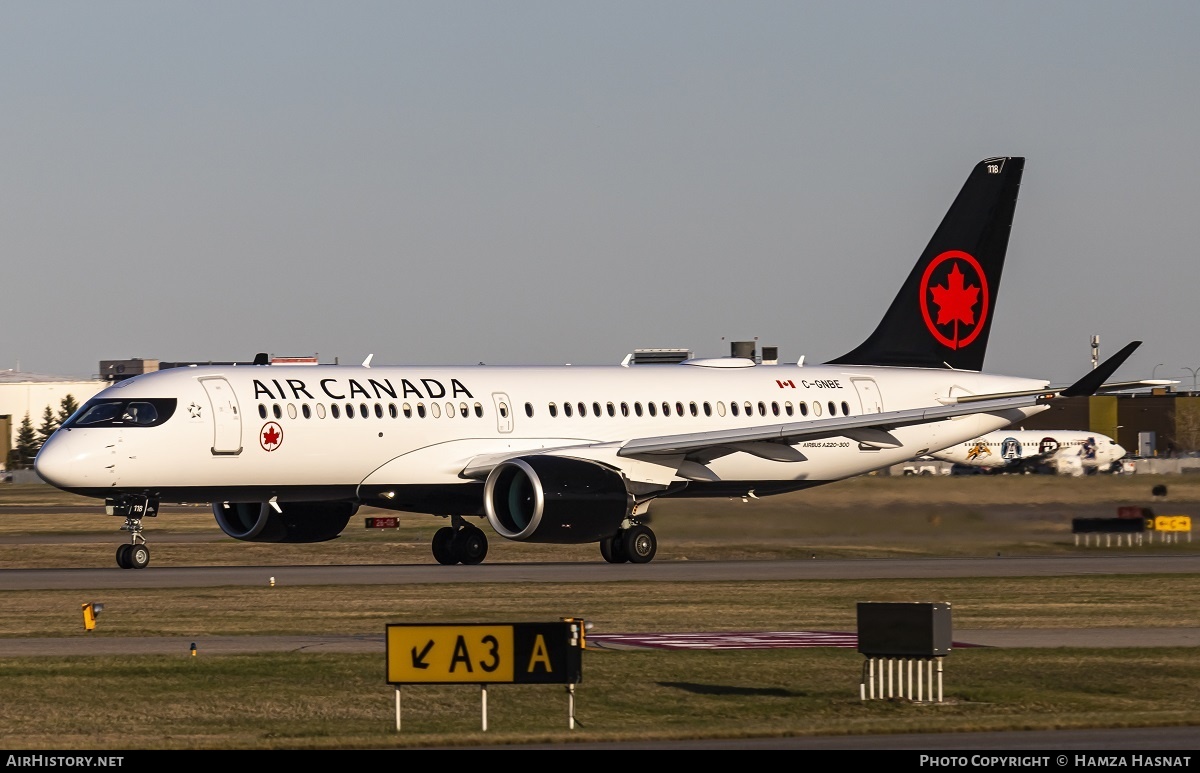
[{"x1": 0, "y1": 474, "x2": 1198, "y2": 748}]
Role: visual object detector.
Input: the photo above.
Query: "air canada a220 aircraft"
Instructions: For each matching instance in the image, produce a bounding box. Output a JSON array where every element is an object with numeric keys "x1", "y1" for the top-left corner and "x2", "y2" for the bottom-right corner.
[{"x1": 36, "y1": 157, "x2": 1150, "y2": 569}]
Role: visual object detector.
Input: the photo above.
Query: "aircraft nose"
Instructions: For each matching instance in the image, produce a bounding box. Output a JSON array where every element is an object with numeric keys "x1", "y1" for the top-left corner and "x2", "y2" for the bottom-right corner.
[{"x1": 34, "y1": 432, "x2": 83, "y2": 489}]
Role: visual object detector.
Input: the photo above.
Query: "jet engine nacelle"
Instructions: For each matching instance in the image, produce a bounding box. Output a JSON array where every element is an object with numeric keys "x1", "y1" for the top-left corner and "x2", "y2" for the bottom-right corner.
[
  {"x1": 483, "y1": 455, "x2": 632, "y2": 543},
  {"x1": 213, "y1": 501, "x2": 359, "y2": 543}
]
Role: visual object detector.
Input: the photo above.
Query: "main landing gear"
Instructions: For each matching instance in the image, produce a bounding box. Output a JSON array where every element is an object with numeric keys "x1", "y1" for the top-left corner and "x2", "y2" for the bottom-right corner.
[
  {"x1": 431, "y1": 515, "x2": 489, "y2": 565},
  {"x1": 106, "y1": 495, "x2": 159, "y2": 569},
  {"x1": 599, "y1": 521, "x2": 657, "y2": 564}
]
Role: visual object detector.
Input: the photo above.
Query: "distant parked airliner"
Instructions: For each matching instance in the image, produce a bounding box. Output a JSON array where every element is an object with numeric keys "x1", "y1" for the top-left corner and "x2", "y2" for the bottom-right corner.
[{"x1": 928, "y1": 429, "x2": 1127, "y2": 474}]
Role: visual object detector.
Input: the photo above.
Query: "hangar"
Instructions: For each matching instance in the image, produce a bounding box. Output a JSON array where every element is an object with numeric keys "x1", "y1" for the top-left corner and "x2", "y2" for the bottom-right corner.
[{"x1": 0, "y1": 370, "x2": 107, "y2": 470}]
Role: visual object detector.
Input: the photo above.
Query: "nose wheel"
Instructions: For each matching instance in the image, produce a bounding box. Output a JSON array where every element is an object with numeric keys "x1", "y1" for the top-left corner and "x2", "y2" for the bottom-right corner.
[
  {"x1": 107, "y1": 495, "x2": 158, "y2": 569},
  {"x1": 116, "y1": 542, "x2": 150, "y2": 569}
]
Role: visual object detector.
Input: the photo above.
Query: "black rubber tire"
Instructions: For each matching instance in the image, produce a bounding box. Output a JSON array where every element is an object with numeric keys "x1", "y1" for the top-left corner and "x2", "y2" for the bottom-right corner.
[
  {"x1": 453, "y1": 527, "x2": 488, "y2": 565},
  {"x1": 600, "y1": 535, "x2": 627, "y2": 563},
  {"x1": 128, "y1": 544, "x2": 150, "y2": 569},
  {"x1": 432, "y1": 527, "x2": 457, "y2": 565},
  {"x1": 622, "y1": 525, "x2": 657, "y2": 564}
]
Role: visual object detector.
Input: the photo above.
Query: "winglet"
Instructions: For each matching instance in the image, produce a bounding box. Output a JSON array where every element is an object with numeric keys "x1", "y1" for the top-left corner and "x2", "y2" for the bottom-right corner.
[{"x1": 1059, "y1": 341, "x2": 1141, "y2": 397}]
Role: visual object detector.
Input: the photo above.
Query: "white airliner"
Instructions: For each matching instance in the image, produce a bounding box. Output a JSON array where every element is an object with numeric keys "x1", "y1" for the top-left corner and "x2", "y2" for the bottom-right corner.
[
  {"x1": 35, "y1": 157, "x2": 1152, "y2": 569},
  {"x1": 928, "y1": 429, "x2": 1127, "y2": 474}
]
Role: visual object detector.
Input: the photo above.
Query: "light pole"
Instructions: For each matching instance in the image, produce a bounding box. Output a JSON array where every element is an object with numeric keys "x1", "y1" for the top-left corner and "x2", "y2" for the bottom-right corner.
[
  {"x1": 1153, "y1": 363, "x2": 1165, "y2": 380},
  {"x1": 1184, "y1": 366, "x2": 1200, "y2": 395}
]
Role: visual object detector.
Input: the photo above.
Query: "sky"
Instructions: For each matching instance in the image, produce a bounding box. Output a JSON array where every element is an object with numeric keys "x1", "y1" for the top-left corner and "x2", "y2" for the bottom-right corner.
[{"x1": 2, "y1": 2, "x2": 1198, "y2": 389}]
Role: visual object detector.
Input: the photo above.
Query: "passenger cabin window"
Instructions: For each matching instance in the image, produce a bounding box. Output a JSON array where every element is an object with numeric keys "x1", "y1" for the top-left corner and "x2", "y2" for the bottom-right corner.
[{"x1": 66, "y1": 398, "x2": 177, "y2": 428}]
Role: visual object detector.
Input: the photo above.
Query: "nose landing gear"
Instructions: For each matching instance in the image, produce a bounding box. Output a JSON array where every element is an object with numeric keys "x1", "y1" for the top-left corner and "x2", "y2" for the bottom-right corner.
[{"x1": 106, "y1": 495, "x2": 159, "y2": 569}]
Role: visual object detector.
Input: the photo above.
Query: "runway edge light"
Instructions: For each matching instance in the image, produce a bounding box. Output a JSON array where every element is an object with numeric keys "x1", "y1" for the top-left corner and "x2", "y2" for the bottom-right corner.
[{"x1": 82, "y1": 602, "x2": 104, "y2": 631}]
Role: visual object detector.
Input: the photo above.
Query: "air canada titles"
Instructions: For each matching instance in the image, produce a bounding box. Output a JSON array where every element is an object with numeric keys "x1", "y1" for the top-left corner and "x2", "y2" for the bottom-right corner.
[{"x1": 252, "y1": 376, "x2": 473, "y2": 402}]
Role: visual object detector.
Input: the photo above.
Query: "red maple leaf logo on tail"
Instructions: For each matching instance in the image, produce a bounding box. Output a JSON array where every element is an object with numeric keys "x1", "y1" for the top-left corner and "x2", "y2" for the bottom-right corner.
[
  {"x1": 918, "y1": 250, "x2": 989, "y2": 350},
  {"x1": 930, "y1": 263, "x2": 980, "y2": 326}
]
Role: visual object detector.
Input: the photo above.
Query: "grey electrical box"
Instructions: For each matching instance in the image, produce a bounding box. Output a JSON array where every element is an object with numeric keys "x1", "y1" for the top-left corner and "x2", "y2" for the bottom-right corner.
[{"x1": 857, "y1": 602, "x2": 952, "y2": 657}]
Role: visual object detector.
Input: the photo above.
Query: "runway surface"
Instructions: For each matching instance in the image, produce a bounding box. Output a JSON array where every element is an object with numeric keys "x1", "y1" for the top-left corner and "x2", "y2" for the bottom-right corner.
[
  {"x1": 2, "y1": 552, "x2": 1197, "y2": 750},
  {"x1": 2, "y1": 553, "x2": 1197, "y2": 656}
]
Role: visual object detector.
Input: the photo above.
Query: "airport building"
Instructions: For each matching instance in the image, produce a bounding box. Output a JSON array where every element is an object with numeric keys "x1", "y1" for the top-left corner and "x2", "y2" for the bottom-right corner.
[
  {"x1": 0, "y1": 370, "x2": 108, "y2": 470},
  {"x1": 1020, "y1": 390, "x2": 1200, "y2": 459}
]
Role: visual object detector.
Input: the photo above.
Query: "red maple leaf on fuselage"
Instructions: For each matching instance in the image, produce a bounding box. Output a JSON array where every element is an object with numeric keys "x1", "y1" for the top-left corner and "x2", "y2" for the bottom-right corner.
[
  {"x1": 929, "y1": 263, "x2": 979, "y2": 326},
  {"x1": 263, "y1": 426, "x2": 280, "y2": 446}
]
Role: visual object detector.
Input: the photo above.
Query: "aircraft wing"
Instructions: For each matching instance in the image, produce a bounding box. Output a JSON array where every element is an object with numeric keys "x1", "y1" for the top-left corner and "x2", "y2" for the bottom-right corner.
[
  {"x1": 460, "y1": 341, "x2": 1144, "y2": 478},
  {"x1": 618, "y1": 393, "x2": 1043, "y2": 457},
  {"x1": 624, "y1": 341, "x2": 1144, "y2": 458},
  {"x1": 460, "y1": 391, "x2": 1044, "y2": 481}
]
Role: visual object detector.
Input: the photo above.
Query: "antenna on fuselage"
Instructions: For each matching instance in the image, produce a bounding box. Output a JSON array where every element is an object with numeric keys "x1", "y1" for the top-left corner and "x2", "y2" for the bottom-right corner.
[{"x1": 362, "y1": 354, "x2": 374, "y2": 368}]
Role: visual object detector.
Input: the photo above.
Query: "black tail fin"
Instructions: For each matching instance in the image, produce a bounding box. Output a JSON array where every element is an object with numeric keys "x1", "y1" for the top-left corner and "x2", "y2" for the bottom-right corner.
[{"x1": 827, "y1": 156, "x2": 1024, "y2": 371}]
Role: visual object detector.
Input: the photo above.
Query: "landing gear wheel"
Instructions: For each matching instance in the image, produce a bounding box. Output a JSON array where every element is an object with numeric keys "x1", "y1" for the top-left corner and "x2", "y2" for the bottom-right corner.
[
  {"x1": 432, "y1": 527, "x2": 457, "y2": 565},
  {"x1": 453, "y1": 527, "x2": 488, "y2": 565},
  {"x1": 127, "y1": 544, "x2": 150, "y2": 569},
  {"x1": 116, "y1": 544, "x2": 132, "y2": 569},
  {"x1": 600, "y1": 535, "x2": 628, "y2": 563},
  {"x1": 622, "y1": 524, "x2": 657, "y2": 564}
]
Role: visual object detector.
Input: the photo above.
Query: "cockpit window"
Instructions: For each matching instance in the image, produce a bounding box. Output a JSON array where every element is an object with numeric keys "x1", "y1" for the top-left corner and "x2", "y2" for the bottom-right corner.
[{"x1": 64, "y1": 398, "x2": 178, "y2": 428}]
